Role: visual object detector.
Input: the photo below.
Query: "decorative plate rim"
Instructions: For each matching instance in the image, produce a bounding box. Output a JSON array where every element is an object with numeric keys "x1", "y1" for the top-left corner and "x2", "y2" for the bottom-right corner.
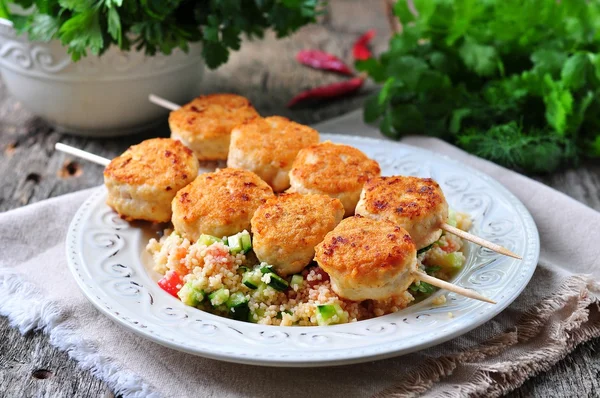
[{"x1": 66, "y1": 134, "x2": 540, "y2": 367}]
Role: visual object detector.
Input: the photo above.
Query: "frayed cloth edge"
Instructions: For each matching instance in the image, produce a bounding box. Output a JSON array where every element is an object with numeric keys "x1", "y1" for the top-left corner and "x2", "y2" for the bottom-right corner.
[
  {"x1": 0, "y1": 269, "x2": 161, "y2": 398},
  {"x1": 373, "y1": 275, "x2": 600, "y2": 398}
]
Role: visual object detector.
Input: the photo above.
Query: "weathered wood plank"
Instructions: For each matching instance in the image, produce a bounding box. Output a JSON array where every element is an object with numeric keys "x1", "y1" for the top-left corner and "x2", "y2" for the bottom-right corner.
[
  {"x1": 0, "y1": 1, "x2": 599, "y2": 397},
  {"x1": 0, "y1": 317, "x2": 113, "y2": 398},
  {"x1": 504, "y1": 338, "x2": 600, "y2": 398}
]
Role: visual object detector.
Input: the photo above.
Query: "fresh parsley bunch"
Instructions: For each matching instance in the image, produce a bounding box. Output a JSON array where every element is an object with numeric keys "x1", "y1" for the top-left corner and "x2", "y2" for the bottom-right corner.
[
  {"x1": 358, "y1": 0, "x2": 600, "y2": 173},
  {"x1": 0, "y1": 0, "x2": 322, "y2": 69}
]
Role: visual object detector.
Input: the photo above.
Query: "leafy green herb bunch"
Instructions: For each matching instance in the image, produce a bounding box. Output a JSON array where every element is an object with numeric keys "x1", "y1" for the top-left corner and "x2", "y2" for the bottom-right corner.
[
  {"x1": 0, "y1": 0, "x2": 322, "y2": 69},
  {"x1": 359, "y1": 0, "x2": 600, "y2": 173}
]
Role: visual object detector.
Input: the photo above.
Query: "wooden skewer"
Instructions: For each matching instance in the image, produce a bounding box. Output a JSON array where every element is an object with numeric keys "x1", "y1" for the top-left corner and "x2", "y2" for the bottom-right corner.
[
  {"x1": 415, "y1": 272, "x2": 496, "y2": 304},
  {"x1": 149, "y1": 94, "x2": 181, "y2": 111},
  {"x1": 55, "y1": 143, "x2": 111, "y2": 167},
  {"x1": 441, "y1": 223, "x2": 522, "y2": 260}
]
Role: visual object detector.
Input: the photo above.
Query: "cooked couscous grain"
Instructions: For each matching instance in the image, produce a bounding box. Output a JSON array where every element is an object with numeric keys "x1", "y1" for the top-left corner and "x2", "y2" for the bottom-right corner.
[{"x1": 147, "y1": 211, "x2": 472, "y2": 326}]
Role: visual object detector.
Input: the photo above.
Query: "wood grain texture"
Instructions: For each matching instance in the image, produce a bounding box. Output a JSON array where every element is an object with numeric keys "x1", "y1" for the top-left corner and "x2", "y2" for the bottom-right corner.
[
  {"x1": 0, "y1": 1, "x2": 599, "y2": 397},
  {"x1": 0, "y1": 317, "x2": 113, "y2": 398}
]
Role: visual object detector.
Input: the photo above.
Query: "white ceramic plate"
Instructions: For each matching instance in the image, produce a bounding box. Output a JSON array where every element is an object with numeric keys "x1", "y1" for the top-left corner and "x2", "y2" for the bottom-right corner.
[{"x1": 66, "y1": 134, "x2": 540, "y2": 367}]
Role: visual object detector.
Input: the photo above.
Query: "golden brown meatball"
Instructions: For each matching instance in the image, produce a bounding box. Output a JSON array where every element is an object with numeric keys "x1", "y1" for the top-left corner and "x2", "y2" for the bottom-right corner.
[
  {"x1": 251, "y1": 193, "x2": 344, "y2": 275},
  {"x1": 104, "y1": 138, "x2": 198, "y2": 222},
  {"x1": 288, "y1": 141, "x2": 380, "y2": 217},
  {"x1": 171, "y1": 168, "x2": 274, "y2": 241},
  {"x1": 168, "y1": 94, "x2": 259, "y2": 161},
  {"x1": 355, "y1": 176, "x2": 448, "y2": 249},
  {"x1": 314, "y1": 216, "x2": 417, "y2": 301},
  {"x1": 227, "y1": 116, "x2": 320, "y2": 192}
]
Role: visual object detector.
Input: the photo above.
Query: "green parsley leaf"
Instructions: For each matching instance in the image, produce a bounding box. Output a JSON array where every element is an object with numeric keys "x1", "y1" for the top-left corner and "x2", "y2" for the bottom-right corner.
[
  {"x1": 59, "y1": 10, "x2": 104, "y2": 61},
  {"x1": 458, "y1": 37, "x2": 500, "y2": 77},
  {"x1": 355, "y1": 58, "x2": 386, "y2": 83},
  {"x1": 363, "y1": 0, "x2": 600, "y2": 172},
  {"x1": 107, "y1": 6, "x2": 121, "y2": 44},
  {"x1": 531, "y1": 49, "x2": 567, "y2": 78},
  {"x1": 58, "y1": 0, "x2": 95, "y2": 13},
  {"x1": 543, "y1": 75, "x2": 573, "y2": 135},
  {"x1": 5, "y1": 0, "x2": 321, "y2": 70},
  {"x1": 202, "y1": 41, "x2": 229, "y2": 69},
  {"x1": 363, "y1": 93, "x2": 384, "y2": 124},
  {"x1": 0, "y1": 1, "x2": 9, "y2": 19},
  {"x1": 561, "y1": 52, "x2": 594, "y2": 91},
  {"x1": 27, "y1": 14, "x2": 61, "y2": 42},
  {"x1": 589, "y1": 136, "x2": 600, "y2": 157}
]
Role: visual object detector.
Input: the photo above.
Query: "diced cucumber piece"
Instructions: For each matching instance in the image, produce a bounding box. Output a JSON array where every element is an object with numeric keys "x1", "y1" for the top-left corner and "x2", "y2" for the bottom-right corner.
[
  {"x1": 259, "y1": 266, "x2": 289, "y2": 291},
  {"x1": 317, "y1": 304, "x2": 336, "y2": 323},
  {"x1": 417, "y1": 243, "x2": 434, "y2": 255},
  {"x1": 198, "y1": 234, "x2": 224, "y2": 247},
  {"x1": 208, "y1": 288, "x2": 230, "y2": 306},
  {"x1": 242, "y1": 269, "x2": 262, "y2": 289},
  {"x1": 238, "y1": 266, "x2": 250, "y2": 274},
  {"x1": 276, "y1": 310, "x2": 293, "y2": 319},
  {"x1": 177, "y1": 283, "x2": 205, "y2": 307},
  {"x1": 446, "y1": 252, "x2": 464, "y2": 268},
  {"x1": 226, "y1": 292, "x2": 248, "y2": 309},
  {"x1": 254, "y1": 283, "x2": 274, "y2": 300},
  {"x1": 248, "y1": 307, "x2": 265, "y2": 323},
  {"x1": 240, "y1": 231, "x2": 252, "y2": 253},
  {"x1": 226, "y1": 292, "x2": 250, "y2": 321},
  {"x1": 290, "y1": 274, "x2": 303, "y2": 289},
  {"x1": 269, "y1": 275, "x2": 289, "y2": 292},
  {"x1": 316, "y1": 303, "x2": 347, "y2": 326},
  {"x1": 227, "y1": 234, "x2": 242, "y2": 254},
  {"x1": 230, "y1": 302, "x2": 249, "y2": 321},
  {"x1": 447, "y1": 209, "x2": 457, "y2": 227},
  {"x1": 227, "y1": 230, "x2": 252, "y2": 254}
]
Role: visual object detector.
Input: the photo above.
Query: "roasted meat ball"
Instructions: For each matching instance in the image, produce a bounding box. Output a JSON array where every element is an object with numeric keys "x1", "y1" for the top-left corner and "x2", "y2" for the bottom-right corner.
[
  {"x1": 168, "y1": 94, "x2": 259, "y2": 161},
  {"x1": 355, "y1": 176, "x2": 448, "y2": 249},
  {"x1": 314, "y1": 215, "x2": 417, "y2": 301},
  {"x1": 104, "y1": 138, "x2": 198, "y2": 223},
  {"x1": 251, "y1": 193, "x2": 344, "y2": 275},
  {"x1": 227, "y1": 116, "x2": 320, "y2": 192},
  {"x1": 171, "y1": 168, "x2": 274, "y2": 241},
  {"x1": 288, "y1": 141, "x2": 380, "y2": 217}
]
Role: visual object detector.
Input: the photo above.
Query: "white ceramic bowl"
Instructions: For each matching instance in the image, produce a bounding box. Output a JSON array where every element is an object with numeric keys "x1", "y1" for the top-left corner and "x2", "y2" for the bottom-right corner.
[{"x1": 0, "y1": 19, "x2": 204, "y2": 137}]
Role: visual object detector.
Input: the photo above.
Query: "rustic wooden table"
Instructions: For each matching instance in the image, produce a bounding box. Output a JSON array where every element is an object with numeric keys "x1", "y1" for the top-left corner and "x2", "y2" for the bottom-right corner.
[{"x1": 1, "y1": 1, "x2": 599, "y2": 396}]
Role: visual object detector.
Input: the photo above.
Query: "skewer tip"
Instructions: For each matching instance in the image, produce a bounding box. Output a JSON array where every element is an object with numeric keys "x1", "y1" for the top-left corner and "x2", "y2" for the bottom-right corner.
[
  {"x1": 54, "y1": 142, "x2": 111, "y2": 167},
  {"x1": 416, "y1": 272, "x2": 496, "y2": 304},
  {"x1": 148, "y1": 94, "x2": 181, "y2": 111},
  {"x1": 441, "y1": 223, "x2": 522, "y2": 260}
]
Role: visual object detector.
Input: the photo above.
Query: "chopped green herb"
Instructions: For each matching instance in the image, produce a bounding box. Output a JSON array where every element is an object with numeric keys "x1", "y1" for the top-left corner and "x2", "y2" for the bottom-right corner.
[
  {"x1": 424, "y1": 266, "x2": 441, "y2": 274},
  {"x1": 410, "y1": 281, "x2": 437, "y2": 294},
  {"x1": 417, "y1": 244, "x2": 434, "y2": 255}
]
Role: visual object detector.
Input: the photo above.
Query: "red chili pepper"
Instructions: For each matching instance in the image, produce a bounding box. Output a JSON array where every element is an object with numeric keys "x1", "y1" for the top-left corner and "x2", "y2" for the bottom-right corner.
[
  {"x1": 353, "y1": 29, "x2": 376, "y2": 61},
  {"x1": 296, "y1": 50, "x2": 353, "y2": 75},
  {"x1": 157, "y1": 271, "x2": 183, "y2": 297},
  {"x1": 287, "y1": 77, "x2": 365, "y2": 108}
]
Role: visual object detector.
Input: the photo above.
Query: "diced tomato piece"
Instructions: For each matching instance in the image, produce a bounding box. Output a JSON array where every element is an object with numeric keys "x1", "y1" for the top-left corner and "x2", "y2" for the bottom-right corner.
[
  {"x1": 441, "y1": 241, "x2": 456, "y2": 253},
  {"x1": 158, "y1": 271, "x2": 183, "y2": 297}
]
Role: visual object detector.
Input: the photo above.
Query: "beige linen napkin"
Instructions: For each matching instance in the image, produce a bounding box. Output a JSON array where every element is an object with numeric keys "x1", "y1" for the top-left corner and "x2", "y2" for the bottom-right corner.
[{"x1": 1, "y1": 110, "x2": 599, "y2": 398}]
